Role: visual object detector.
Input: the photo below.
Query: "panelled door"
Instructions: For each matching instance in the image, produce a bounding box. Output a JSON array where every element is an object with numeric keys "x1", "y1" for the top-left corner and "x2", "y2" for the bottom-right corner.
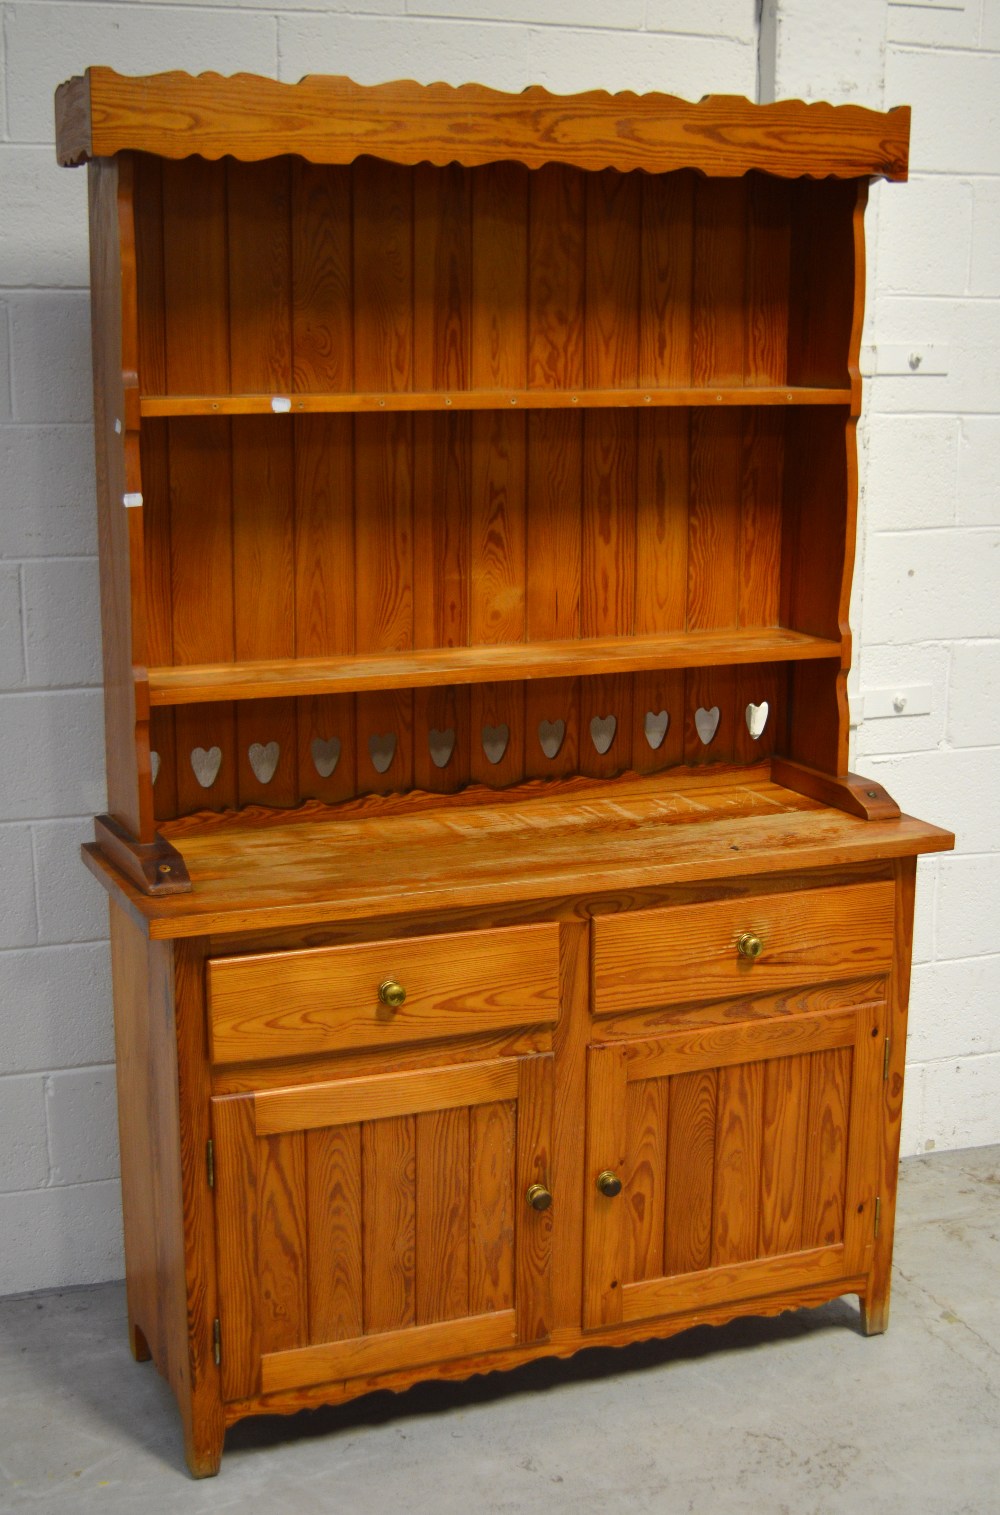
[
  {"x1": 583, "y1": 1003, "x2": 883, "y2": 1330},
  {"x1": 212, "y1": 1053, "x2": 552, "y2": 1401}
]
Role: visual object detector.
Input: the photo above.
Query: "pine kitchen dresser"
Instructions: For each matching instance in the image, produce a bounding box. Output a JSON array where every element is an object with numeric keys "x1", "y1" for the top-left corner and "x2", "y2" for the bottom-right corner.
[{"x1": 56, "y1": 67, "x2": 953, "y2": 1476}]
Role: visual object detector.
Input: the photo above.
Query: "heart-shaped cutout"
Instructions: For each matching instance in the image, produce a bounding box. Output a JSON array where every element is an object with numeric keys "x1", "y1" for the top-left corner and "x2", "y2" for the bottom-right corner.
[
  {"x1": 482, "y1": 724, "x2": 509, "y2": 765},
  {"x1": 746, "y1": 701, "x2": 769, "y2": 741},
  {"x1": 429, "y1": 727, "x2": 456, "y2": 769},
  {"x1": 590, "y1": 713, "x2": 617, "y2": 755},
  {"x1": 695, "y1": 706, "x2": 720, "y2": 745},
  {"x1": 190, "y1": 745, "x2": 222, "y2": 789},
  {"x1": 368, "y1": 731, "x2": 397, "y2": 775},
  {"x1": 538, "y1": 718, "x2": 566, "y2": 759},
  {"x1": 644, "y1": 710, "x2": 669, "y2": 751},
  {"x1": 249, "y1": 740, "x2": 280, "y2": 785},
  {"x1": 150, "y1": 750, "x2": 161, "y2": 785},
  {"x1": 311, "y1": 735, "x2": 341, "y2": 779}
]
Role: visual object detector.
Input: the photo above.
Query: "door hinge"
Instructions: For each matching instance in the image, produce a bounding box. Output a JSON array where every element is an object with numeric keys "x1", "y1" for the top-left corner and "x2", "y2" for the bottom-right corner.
[
  {"x1": 883, "y1": 1037, "x2": 891, "y2": 1081},
  {"x1": 206, "y1": 1139, "x2": 214, "y2": 1189},
  {"x1": 213, "y1": 1318, "x2": 221, "y2": 1366},
  {"x1": 874, "y1": 1195, "x2": 881, "y2": 1239}
]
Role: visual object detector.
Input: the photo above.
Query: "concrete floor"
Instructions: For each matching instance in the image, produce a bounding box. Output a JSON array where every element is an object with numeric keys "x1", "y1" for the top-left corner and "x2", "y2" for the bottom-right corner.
[{"x1": 1, "y1": 1147, "x2": 997, "y2": 1514}]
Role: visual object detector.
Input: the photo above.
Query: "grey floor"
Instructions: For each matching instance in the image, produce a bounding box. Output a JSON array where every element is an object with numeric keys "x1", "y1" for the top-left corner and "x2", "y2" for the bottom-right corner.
[{"x1": 1, "y1": 1147, "x2": 998, "y2": 1515}]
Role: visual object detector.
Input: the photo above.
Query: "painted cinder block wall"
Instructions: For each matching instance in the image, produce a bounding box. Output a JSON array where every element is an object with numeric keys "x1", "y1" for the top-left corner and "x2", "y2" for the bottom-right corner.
[{"x1": 0, "y1": 0, "x2": 996, "y2": 1295}]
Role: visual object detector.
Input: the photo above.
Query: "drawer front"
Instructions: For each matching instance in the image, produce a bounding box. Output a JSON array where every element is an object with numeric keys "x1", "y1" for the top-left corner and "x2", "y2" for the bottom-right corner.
[
  {"x1": 592, "y1": 880, "x2": 895, "y2": 1016},
  {"x1": 207, "y1": 921, "x2": 560, "y2": 1064}
]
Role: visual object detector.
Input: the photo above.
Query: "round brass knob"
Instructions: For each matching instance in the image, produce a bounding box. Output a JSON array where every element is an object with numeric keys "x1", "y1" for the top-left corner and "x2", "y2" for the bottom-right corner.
[
  {"x1": 596, "y1": 1170, "x2": 622, "y2": 1198},
  {"x1": 526, "y1": 1183, "x2": 552, "y2": 1212},
  {"x1": 737, "y1": 932, "x2": 763, "y2": 961},
  {"x1": 378, "y1": 978, "x2": 407, "y2": 1009}
]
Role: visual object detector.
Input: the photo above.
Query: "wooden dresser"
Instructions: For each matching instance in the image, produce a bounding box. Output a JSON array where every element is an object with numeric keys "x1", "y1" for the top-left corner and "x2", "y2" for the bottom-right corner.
[{"x1": 56, "y1": 68, "x2": 953, "y2": 1476}]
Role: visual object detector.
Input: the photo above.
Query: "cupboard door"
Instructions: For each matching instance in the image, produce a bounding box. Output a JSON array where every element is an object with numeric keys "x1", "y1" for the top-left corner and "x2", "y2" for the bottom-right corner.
[
  {"x1": 583, "y1": 1004, "x2": 883, "y2": 1330},
  {"x1": 212, "y1": 1054, "x2": 552, "y2": 1401}
]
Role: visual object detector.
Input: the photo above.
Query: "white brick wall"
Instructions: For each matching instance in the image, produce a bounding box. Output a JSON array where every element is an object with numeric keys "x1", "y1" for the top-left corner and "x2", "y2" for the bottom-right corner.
[{"x1": 0, "y1": 0, "x2": 994, "y2": 1296}]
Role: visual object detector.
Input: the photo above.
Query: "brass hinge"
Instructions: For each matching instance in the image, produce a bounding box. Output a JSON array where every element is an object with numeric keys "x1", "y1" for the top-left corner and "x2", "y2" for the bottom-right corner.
[
  {"x1": 206, "y1": 1139, "x2": 214, "y2": 1189},
  {"x1": 874, "y1": 1195, "x2": 882, "y2": 1239},
  {"x1": 213, "y1": 1318, "x2": 221, "y2": 1367},
  {"x1": 883, "y1": 1037, "x2": 891, "y2": 1081}
]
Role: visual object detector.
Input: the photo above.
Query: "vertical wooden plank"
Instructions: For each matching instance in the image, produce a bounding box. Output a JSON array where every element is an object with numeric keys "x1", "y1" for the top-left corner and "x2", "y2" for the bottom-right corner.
[
  {"x1": 636, "y1": 409, "x2": 688, "y2": 636},
  {"x1": 356, "y1": 688, "x2": 414, "y2": 796},
  {"x1": 664, "y1": 1068, "x2": 717, "y2": 1276},
  {"x1": 632, "y1": 668, "x2": 685, "y2": 774},
  {"x1": 745, "y1": 173, "x2": 791, "y2": 386},
  {"x1": 230, "y1": 414, "x2": 297, "y2": 807},
  {"x1": 471, "y1": 162, "x2": 528, "y2": 389},
  {"x1": 684, "y1": 665, "x2": 736, "y2": 766},
  {"x1": 469, "y1": 1099, "x2": 516, "y2": 1316},
  {"x1": 298, "y1": 692, "x2": 358, "y2": 805},
  {"x1": 362, "y1": 1115, "x2": 416, "y2": 1335},
  {"x1": 758, "y1": 1053, "x2": 809, "y2": 1259},
  {"x1": 524, "y1": 676, "x2": 579, "y2": 780},
  {"x1": 291, "y1": 161, "x2": 353, "y2": 392},
  {"x1": 526, "y1": 411, "x2": 582, "y2": 643},
  {"x1": 843, "y1": 1003, "x2": 885, "y2": 1276},
  {"x1": 711, "y1": 1060, "x2": 764, "y2": 1267},
  {"x1": 470, "y1": 410, "x2": 526, "y2": 647},
  {"x1": 294, "y1": 413, "x2": 356, "y2": 803},
  {"x1": 692, "y1": 178, "x2": 747, "y2": 386},
  {"x1": 211, "y1": 1094, "x2": 260, "y2": 1400},
  {"x1": 735, "y1": 662, "x2": 784, "y2": 767},
  {"x1": 585, "y1": 169, "x2": 640, "y2": 388},
  {"x1": 516, "y1": 1053, "x2": 554, "y2": 1344},
  {"x1": 413, "y1": 163, "x2": 471, "y2": 391},
  {"x1": 739, "y1": 409, "x2": 784, "y2": 630},
  {"x1": 583, "y1": 1042, "x2": 628, "y2": 1328},
  {"x1": 688, "y1": 409, "x2": 741, "y2": 631},
  {"x1": 306, "y1": 1123, "x2": 363, "y2": 1345},
  {"x1": 640, "y1": 169, "x2": 694, "y2": 386},
  {"x1": 413, "y1": 685, "x2": 470, "y2": 794},
  {"x1": 470, "y1": 681, "x2": 524, "y2": 788},
  {"x1": 802, "y1": 1047, "x2": 853, "y2": 1249},
  {"x1": 355, "y1": 411, "x2": 414, "y2": 792},
  {"x1": 623, "y1": 1076, "x2": 669, "y2": 1286},
  {"x1": 353, "y1": 157, "x2": 413, "y2": 392},
  {"x1": 134, "y1": 153, "x2": 166, "y2": 390},
  {"x1": 162, "y1": 158, "x2": 229, "y2": 393},
  {"x1": 149, "y1": 704, "x2": 178, "y2": 821},
  {"x1": 581, "y1": 409, "x2": 636, "y2": 776},
  {"x1": 162, "y1": 158, "x2": 235, "y2": 813},
  {"x1": 256, "y1": 1130, "x2": 308, "y2": 1357},
  {"x1": 412, "y1": 411, "x2": 469, "y2": 651},
  {"x1": 528, "y1": 164, "x2": 585, "y2": 389},
  {"x1": 416, "y1": 1106, "x2": 470, "y2": 1326},
  {"x1": 228, "y1": 159, "x2": 292, "y2": 392},
  {"x1": 354, "y1": 414, "x2": 413, "y2": 654}
]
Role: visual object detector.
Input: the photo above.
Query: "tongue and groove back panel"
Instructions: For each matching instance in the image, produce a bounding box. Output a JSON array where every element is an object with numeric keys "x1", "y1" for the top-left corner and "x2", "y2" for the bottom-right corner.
[{"x1": 132, "y1": 153, "x2": 859, "y2": 821}]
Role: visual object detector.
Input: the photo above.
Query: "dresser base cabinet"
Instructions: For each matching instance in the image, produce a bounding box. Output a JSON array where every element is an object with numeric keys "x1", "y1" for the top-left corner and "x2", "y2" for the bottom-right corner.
[
  {"x1": 57, "y1": 71, "x2": 952, "y2": 1475},
  {"x1": 98, "y1": 811, "x2": 943, "y2": 1478}
]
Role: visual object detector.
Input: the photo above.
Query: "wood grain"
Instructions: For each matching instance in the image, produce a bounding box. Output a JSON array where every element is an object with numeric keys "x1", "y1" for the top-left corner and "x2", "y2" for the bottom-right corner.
[
  {"x1": 593, "y1": 880, "x2": 895, "y2": 1015},
  {"x1": 664, "y1": 1068, "x2": 717, "y2": 1275},
  {"x1": 305, "y1": 1123, "x2": 363, "y2": 1344},
  {"x1": 583, "y1": 1041, "x2": 628, "y2": 1328},
  {"x1": 469, "y1": 1099, "x2": 516, "y2": 1315},
  {"x1": 60, "y1": 70, "x2": 912, "y2": 181},
  {"x1": 362, "y1": 1115, "x2": 417, "y2": 1334},
  {"x1": 208, "y1": 921, "x2": 558, "y2": 1064},
  {"x1": 255, "y1": 1058, "x2": 520, "y2": 1137},
  {"x1": 416, "y1": 1106, "x2": 471, "y2": 1325}
]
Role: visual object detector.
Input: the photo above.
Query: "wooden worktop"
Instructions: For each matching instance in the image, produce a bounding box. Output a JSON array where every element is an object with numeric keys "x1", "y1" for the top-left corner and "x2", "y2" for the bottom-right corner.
[{"x1": 82, "y1": 767, "x2": 953, "y2": 940}]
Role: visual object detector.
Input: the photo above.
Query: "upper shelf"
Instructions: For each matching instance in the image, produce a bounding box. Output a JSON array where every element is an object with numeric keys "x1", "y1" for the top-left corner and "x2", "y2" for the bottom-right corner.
[
  {"x1": 140, "y1": 385, "x2": 855, "y2": 419},
  {"x1": 146, "y1": 627, "x2": 843, "y2": 707},
  {"x1": 56, "y1": 69, "x2": 910, "y2": 181}
]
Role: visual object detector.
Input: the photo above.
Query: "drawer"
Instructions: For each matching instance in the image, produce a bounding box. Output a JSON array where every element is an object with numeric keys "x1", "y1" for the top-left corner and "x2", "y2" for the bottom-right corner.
[
  {"x1": 207, "y1": 921, "x2": 560, "y2": 1064},
  {"x1": 592, "y1": 880, "x2": 895, "y2": 1016}
]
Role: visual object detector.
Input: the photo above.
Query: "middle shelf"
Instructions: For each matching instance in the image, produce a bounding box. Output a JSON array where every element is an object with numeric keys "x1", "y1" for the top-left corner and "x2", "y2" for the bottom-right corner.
[{"x1": 146, "y1": 626, "x2": 842, "y2": 706}]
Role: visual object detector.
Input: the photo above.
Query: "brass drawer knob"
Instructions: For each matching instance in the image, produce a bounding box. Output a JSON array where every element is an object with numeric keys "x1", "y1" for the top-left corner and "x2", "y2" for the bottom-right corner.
[
  {"x1": 596, "y1": 1170, "x2": 622, "y2": 1198},
  {"x1": 378, "y1": 978, "x2": 407, "y2": 1009},
  {"x1": 526, "y1": 1183, "x2": 552, "y2": 1212},
  {"x1": 737, "y1": 932, "x2": 763, "y2": 960}
]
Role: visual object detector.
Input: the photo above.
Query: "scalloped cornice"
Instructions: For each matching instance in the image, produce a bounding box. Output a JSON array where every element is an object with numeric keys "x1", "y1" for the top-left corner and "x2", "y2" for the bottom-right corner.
[{"x1": 55, "y1": 68, "x2": 909, "y2": 180}]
